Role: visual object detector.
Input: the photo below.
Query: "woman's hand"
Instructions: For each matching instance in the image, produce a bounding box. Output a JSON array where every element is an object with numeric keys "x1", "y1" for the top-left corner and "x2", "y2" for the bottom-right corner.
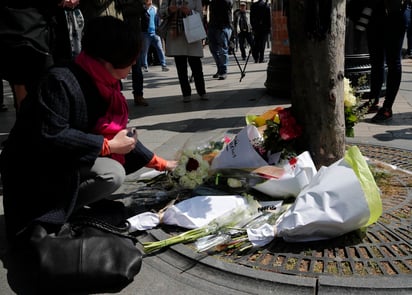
[
  {"x1": 165, "y1": 160, "x2": 178, "y2": 171},
  {"x1": 168, "y1": 5, "x2": 178, "y2": 14},
  {"x1": 108, "y1": 129, "x2": 136, "y2": 154},
  {"x1": 180, "y1": 6, "x2": 191, "y2": 16}
]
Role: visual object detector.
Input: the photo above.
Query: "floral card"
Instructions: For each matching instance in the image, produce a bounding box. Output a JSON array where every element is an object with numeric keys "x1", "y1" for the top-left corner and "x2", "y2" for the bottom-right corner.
[{"x1": 211, "y1": 125, "x2": 269, "y2": 170}]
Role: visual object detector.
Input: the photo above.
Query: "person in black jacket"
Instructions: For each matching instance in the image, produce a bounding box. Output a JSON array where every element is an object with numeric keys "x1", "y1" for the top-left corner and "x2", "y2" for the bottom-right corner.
[
  {"x1": 0, "y1": 0, "x2": 80, "y2": 112},
  {"x1": 0, "y1": 16, "x2": 177, "y2": 242},
  {"x1": 250, "y1": 0, "x2": 270, "y2": 63},
  {"x1": 357, "y1": 0, "x2": 406, "y2": 123}
]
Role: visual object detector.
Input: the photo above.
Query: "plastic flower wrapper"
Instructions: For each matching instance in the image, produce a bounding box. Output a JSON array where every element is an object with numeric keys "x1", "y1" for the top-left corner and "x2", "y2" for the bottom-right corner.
[
  {"x1": 171, "y1": 134, "x2": 231, "y2": 189},
  {"x1": 195, "y1": 200, "x2": 285, "y2": 252},
  {"x1": 252, "y1": 151, "x2": 317, "y2": 199},
  {"x1": 210, "y1": 125, "x2": 271, "y2": 170},
  {"x1": 142, "y1": 195, "x2": 261, "y2": 253},
  {"x1": 128, "y1": 195, "x2": 253, "y2": 231},
  {"x1": 247, "y1": 146, "x2": 382, "y2": 247}
]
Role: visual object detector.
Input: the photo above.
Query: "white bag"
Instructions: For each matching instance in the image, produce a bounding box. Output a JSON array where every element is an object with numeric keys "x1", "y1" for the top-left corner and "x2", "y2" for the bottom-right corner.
[{"x1": 183, "y1": 11, "x2": 206, "y2": 43}]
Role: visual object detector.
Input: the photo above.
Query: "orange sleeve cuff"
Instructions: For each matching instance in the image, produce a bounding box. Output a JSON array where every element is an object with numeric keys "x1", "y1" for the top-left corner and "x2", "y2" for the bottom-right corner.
[
  {"x1": 146, "y1": 154, "x2": 168, "y2": 171},
  {"x1": 100, "y1": 138, "x2": 111, "y2": 156}
]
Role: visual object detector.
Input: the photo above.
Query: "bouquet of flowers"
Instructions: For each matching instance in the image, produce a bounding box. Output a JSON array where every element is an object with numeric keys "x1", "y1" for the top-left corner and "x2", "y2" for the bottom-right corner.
[
  {"x1": 344, "y1": 77, "x2": 366, "y2": 137},
  {"x1": 171, "y1": 137, "x2": 231, "y2": 189},
  {"x1": 247, "y1": 146, "x2": 382, "y2": 247},
  {"x1": 246, "y1": 107, "x2": 303, "y2": 163},
  {"x1": 141, "y1": 194, "x2": 262, "y2": 254}
]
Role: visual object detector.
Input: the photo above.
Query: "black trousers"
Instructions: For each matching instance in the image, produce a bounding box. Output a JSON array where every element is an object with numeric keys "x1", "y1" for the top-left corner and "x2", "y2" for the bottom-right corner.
[{"x1": 174, "y1": 56, "x2": 206, "y2": 97}]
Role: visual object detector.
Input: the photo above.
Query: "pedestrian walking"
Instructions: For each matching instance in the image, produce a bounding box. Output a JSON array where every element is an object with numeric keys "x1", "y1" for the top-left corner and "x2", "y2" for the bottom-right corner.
[
  {"x1": 250, "y1": 0, "x2": 271, "y2": 63},
  {"x1": 404, "y1": 0, "x2": 412, "y2": 58},
  {"x1": 233, "y1": 2, "x2": 254, "y2": 61},
  {"x1": 358, "y1": 0, "x2": 406, "y2": 123},
  {"x1": 207, "y1": 0, "x2": 233, "y2": 80},
  {"x1": 160, "y1": 0, "x2": 207, "y2": 102},
  {"x1": 141, "y1": 0, "x2": 170, "y2": 72}
]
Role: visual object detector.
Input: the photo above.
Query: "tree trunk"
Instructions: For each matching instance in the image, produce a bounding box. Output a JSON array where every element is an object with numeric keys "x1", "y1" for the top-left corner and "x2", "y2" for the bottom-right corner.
[{"x1": 288, "y1": 0, "x2": 346, "y2": 168}]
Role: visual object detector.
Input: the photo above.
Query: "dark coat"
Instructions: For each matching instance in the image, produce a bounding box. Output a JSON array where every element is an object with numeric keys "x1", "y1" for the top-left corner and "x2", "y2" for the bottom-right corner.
[
  {"x1": 0, "y1": 64, "x2": 105, "y2": 239},
  {"x1": 250, "y1": 0, "x2": 271, "y2": 34}
]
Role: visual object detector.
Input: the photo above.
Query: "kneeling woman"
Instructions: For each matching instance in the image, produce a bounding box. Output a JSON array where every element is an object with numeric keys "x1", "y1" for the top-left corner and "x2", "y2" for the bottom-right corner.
[{"x1": 0, "y1": 16, "x2": 177, "y2": 241}]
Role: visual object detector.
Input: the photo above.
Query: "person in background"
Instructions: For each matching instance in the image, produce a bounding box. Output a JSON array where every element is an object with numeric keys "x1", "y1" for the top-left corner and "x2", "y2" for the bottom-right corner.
[
  {"x1": 250, "y1": 0, "x2": 270, "y2": 63},
  {"x1": 0, "y1": 16, "x2": 177, "y2": 242},
  {"x1": 233, "y1": 2, "x2": 254, "y2": 61},
  {"x1": 404, "y1": 0, "x2": 412, "y2": 58},
  {"x1": 160, "y1": 0, "x2": 207, "y2": 102},
  {"x1": 207, "y1": 0, "x2": 233, "y2": 80},
  {"x1": 0, "y1": 80, "x2": 7, "y2": 112},
  {"x1": 359, "y1": 0, "x2": 406, "y2": 123},
  {"x1": 0, "y1": 0, "x2": 80, "y2": 113},
  {"x1": 141, "y1": 0, "x2": 169, "y2": 72},
  {"x1": 120, "y1": 0, "x2": 150, "y2": 106}
]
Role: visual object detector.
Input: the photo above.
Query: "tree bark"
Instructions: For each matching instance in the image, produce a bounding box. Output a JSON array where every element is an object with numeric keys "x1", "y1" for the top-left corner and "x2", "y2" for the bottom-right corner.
[{"x1": 288, "y1": 0, "x2": 346, "y2": 168}]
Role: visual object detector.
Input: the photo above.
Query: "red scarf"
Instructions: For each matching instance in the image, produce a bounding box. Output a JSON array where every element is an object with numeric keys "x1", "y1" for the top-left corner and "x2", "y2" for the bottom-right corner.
[{"x1": 75, "y1": 51, "x2": 129, "y2": 164}]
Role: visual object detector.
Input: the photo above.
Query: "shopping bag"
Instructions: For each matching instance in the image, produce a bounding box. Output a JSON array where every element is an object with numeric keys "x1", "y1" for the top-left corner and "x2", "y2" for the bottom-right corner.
[{"x1": 183, "y1": 11, "x2": 206, "y2": 43}]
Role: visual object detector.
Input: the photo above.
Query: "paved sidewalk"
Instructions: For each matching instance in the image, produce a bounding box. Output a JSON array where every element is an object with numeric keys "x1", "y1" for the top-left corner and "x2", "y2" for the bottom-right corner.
[{"x1": 0, "y1": 48, "x2": 411, "y2": 294}]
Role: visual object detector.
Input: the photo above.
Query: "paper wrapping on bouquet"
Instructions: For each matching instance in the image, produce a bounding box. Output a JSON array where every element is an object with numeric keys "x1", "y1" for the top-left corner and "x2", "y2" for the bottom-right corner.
[
  {"x1": 162, "y1": 195, "x2": 248, "y2": 229},
  {"x1": 211, "y1": 125, "x2": 268, "y2": 170},
  {"x1": 252, "y1": 151, "x2": 317, "y2": 198},
  {"x1": 247, "y1": 146, "x2": 382, "y2": 247},
  {"x1": 127, "y1": 195, "x2": 248, "y2": 232}
]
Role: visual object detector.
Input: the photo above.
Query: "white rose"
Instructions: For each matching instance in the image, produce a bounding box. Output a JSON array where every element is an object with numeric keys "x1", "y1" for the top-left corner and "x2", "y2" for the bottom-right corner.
[{"x1": 173, "y1": 165, "x2": 187, "y2": 177}]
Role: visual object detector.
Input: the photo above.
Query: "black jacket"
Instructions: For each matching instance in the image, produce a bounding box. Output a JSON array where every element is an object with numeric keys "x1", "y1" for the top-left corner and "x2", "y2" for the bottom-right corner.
[{"x1": 0, "y1": 63, "x2": 153, "y2": 239}]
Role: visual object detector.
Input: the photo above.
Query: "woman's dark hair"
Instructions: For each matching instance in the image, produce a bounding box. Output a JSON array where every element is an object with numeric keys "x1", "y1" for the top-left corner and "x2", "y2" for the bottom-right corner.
[{"x1": 81, "y1": 16, "x2": 141, "y2": 69}]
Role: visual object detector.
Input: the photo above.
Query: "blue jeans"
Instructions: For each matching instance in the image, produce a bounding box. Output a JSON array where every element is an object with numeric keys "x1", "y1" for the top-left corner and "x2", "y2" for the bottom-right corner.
[
  {"x1": 367, "y1": 9, "x2": 405, "y2": 110},
  {"x1": 404, "y1": 5, "x2": 412, "y2": 54},
  {"x1": 141, "y1": 33, "x2": 167, "y2": 68},
  {"x1": 208, "y1": 26, "x2": 232, "y2": 75}
]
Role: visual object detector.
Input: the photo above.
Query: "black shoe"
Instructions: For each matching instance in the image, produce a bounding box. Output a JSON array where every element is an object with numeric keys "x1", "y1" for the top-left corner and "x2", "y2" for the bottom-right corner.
[
  {"x1": 359, "y1": 100, "x2": 379, "y2": 114},
  {"x1": 218, "y1": 74, "x2": 227, "y2": 80},
  {"x1": 212, "y1": 73, "x2": 219, "y2": 78},
  {"x1": 371, "y1": 108, "x2": 392, "y2": 123}
]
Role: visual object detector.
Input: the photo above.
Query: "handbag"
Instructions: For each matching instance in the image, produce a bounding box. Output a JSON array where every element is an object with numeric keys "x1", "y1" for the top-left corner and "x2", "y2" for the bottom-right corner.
[
  {"x1": 29, "y1": 216, "x2": 143, "y2": 292},
  {"x1": 183, "y1": 11, "x2": 207, "y2": 43}
]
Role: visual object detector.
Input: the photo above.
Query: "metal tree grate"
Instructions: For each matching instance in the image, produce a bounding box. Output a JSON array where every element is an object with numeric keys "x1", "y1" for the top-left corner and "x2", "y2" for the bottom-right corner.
[
  {"x1": 214, "y1": 145, "x2": 412, "y2": 277},
  {"x1": 148, "y1": 144, "x2": 412, "y2": 278}
]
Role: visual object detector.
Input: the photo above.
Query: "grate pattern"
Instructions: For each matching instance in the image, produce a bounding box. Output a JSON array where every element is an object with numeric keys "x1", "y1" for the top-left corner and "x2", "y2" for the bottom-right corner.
[
  {"x1": 214, "y1": 145, "x2": 412, "y2": 277},
  {"x1": 155, "y1": 144, "x2": 412, "y2": 278}
]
